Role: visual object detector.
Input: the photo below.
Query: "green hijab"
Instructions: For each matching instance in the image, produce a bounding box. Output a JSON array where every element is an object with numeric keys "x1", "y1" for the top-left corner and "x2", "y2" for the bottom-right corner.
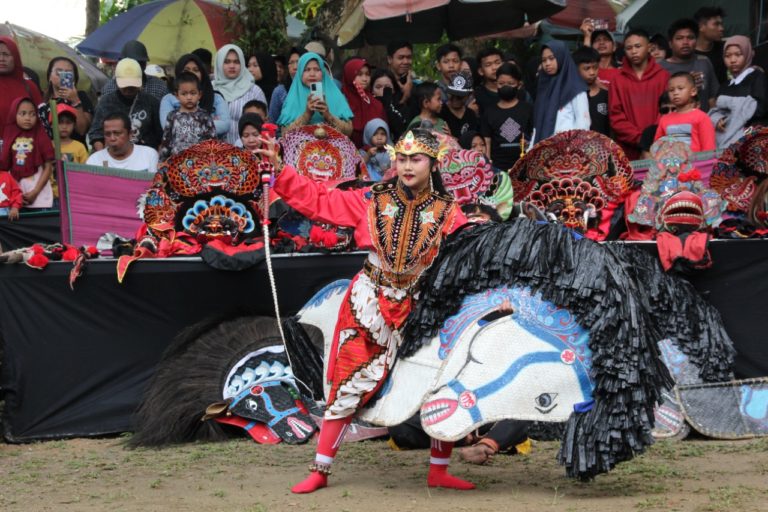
[{"x1": 277, "y1": 52, "x2": 353, "y2": 126}]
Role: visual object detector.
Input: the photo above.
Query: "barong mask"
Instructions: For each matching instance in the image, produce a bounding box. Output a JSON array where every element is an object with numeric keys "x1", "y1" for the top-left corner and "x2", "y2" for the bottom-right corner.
[
  {"x1": 509, "y1": 130, "x2": 632, "y2": 237},
  {"x1": 711, "y1": 127, "x2": 768, "y2": 213}
]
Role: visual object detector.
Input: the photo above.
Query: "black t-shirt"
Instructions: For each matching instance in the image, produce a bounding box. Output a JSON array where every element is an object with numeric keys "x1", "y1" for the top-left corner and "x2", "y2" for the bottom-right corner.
[
  {"x1": 696, "y1": 41, "x2": 727, "y2": 85},
  {"x1": 480, "y1": 101, "x2": 533, "y2": 171},
  {"x1": 474, "y1": 86, "x2": 498, "y2": 117},
  {"x1": 588, "y1": 88, "x2": 610, "y2": 136},
  {"x1": 440, "y1": 104, "x2": 479, "y2": 138}
]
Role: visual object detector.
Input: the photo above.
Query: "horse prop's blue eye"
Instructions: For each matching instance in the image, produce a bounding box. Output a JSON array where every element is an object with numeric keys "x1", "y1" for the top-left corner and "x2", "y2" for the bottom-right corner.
[{"x1": 535, "y1": 393, "x2": 558, "y2": 414}]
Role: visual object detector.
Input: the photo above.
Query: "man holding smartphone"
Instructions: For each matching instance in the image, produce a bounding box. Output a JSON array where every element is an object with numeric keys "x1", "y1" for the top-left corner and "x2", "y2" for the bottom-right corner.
[{"x1": 579, "y1": 18, "x2": 620, "y2": 88}]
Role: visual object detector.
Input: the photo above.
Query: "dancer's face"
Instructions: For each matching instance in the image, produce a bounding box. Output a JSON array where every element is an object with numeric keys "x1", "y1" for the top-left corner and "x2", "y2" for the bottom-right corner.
[{"x1": 396, "y1": 153, "x2": 433, "y2": 194}]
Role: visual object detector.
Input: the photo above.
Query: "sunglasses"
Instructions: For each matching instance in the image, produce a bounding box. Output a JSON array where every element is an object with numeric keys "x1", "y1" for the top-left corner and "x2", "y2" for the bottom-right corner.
[{"x1": 660, "y1": 106, "x2": 676, "y2": 114}]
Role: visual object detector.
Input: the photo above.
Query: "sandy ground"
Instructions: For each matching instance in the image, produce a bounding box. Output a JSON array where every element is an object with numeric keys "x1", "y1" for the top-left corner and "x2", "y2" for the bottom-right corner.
[{"x1": 1, "y1": 435, "x2": 766, "y2": 512}]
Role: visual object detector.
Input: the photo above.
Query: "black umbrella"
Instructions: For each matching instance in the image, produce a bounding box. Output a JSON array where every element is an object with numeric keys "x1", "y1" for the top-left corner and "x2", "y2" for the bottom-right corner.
[{"x1": 339, "y1": 0, "x2": 566, "y2": 47}]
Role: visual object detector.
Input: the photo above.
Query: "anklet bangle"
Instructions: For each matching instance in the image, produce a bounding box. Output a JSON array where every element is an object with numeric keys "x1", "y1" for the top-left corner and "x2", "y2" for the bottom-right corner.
[{"x1": 308, "y1": 463, "x2": 332, "y2": 475}]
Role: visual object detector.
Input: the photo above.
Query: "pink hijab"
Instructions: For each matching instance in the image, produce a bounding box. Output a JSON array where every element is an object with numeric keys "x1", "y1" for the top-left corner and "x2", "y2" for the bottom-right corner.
[{"x1": 723, "y1": 35, "x2": 754, "y2": 70}]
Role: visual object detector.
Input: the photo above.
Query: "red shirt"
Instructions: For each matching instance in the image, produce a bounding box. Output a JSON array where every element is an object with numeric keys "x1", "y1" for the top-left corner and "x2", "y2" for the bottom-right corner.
[
  {"x1": 0, "y1": 171, "x2": 22, "y2": 209},
  {"x1": 609, "y1": 57, "x2": 670, "y2": 159},
  {"x1": 654, "y1": 109, "x2": 716, "y2": 152}
]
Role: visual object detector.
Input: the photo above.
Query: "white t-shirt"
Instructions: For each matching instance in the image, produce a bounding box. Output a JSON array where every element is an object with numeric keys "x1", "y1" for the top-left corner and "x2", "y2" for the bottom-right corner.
[{"x1": 86, "y1": 145, "x2": 159, "y2": 173}]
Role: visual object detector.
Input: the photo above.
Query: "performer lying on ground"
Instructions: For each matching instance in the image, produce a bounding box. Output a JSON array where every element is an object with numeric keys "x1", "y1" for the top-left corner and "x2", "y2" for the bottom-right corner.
[{"x1": 257, "y1": 128, "x2": 474, "y2": 493}]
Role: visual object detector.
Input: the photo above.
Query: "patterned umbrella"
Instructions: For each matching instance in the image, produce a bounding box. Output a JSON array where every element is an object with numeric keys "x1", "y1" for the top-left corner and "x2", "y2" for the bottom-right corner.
[
  {"x1": 0, "y1": 22, "x2": 107, "y2": 97},
  {"x1": 76, "y1": 0, "x2": 240, "y2": 67}
]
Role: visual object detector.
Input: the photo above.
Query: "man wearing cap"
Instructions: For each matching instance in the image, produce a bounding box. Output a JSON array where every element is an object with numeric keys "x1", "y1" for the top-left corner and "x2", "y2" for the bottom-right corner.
[
  {"x1": 88, "y1": 58, "x2": 163, "y2": 151},
  {"x1": 580, "y1": 19, "x2": 621, "y2": 89},
  {"x1": 441, "y1": 71, "x2": 479, "y2": 137},
  {"x1": 100, "y1": 40, "x2": 168, "y2": 102},
  {"x1": 87, "y1": 111, "x2": 159, "y2": 173}
]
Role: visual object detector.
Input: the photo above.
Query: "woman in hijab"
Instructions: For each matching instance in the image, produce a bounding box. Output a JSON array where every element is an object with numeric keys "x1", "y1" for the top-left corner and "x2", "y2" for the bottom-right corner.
[
  {"x1": 341, "y1": 57, "x2": 386, "y2": 147},
  {"x1": 212, "y1": 44, "x2": 266, "y2": 144},
  {"x1": 277, "y1": 52, "x2": 353, "y2": 136},
  {"x1": 710, "y1": 35, "x2": 767, "y2": 146},
  {"x1": 40, "y1": 56, "x2": 93, "y2": 143},
  {"x1": 0, "y1": 37, "x2": 43, "y2": 146},
  {"x1": 246, "y1": 52, "x2": 278, "y2": 104},
  {"x1": 160, "y1": 53, "x2": 231, "y2": 138},
  {"x1": 533, "y1": 40, "x2": 590, "y2": 144}
]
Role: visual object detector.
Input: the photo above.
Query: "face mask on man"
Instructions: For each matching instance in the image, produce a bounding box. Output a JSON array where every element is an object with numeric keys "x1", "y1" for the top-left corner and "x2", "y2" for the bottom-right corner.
[{"x1": 498, "y1": 86, "x2": 518, "y2": 101}]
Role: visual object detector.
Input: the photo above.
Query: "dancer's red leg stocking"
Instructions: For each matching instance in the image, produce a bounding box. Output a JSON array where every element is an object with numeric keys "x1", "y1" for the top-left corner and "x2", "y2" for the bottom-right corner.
[
  {"x1": 291, "y1": 417, "x2": 351, "y2": 494},
  {"x1": 427, "y1": 438, "x2": 475, "y2": 490}
]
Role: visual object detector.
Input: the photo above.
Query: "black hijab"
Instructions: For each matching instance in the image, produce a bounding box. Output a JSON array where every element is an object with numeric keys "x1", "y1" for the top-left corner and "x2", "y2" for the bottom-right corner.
[
  {"x1": 175, "y1": 53, "x2": 215, "y2": 113},
  {"x1": 252, "y1": 52, "x2": 278, "y2": 103},
  {"x1": 533, "y1": 40, "x2": 587, "y2": 141}
]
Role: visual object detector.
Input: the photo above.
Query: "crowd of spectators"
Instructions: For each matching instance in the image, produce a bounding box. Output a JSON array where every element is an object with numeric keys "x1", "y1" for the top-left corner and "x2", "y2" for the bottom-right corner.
[{"x1": 0, "y1": 7, "x2": 763, "y2": 222}]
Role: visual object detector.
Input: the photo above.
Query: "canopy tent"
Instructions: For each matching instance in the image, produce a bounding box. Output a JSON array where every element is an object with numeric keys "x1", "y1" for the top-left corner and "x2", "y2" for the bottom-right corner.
[{"x1": 336, "y1": 0, "x2": 566, "y2": 47}]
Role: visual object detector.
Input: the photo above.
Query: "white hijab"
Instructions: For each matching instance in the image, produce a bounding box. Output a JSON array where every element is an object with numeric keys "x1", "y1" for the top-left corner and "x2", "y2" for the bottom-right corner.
[{"x1": 212, "y1": 44, "x2": 254, "y2": 103}]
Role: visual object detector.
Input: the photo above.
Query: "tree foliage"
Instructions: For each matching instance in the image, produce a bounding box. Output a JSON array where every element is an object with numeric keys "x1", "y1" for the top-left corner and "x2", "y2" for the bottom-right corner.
[
  {"x1": 284, "y1": 0, "x2": 326, "y2": 22},
  {"x1": 99, "y1": 0, "x2": 153, "y2": 25},
  {"x1": 227, "y1": 0, "x2": 288, "y2": 55}
]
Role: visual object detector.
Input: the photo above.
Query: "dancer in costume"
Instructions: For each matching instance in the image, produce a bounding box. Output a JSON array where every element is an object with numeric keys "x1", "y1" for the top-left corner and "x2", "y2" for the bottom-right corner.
[{"x1": 258, "y1": 128, "x2": 474, "y2": 493}]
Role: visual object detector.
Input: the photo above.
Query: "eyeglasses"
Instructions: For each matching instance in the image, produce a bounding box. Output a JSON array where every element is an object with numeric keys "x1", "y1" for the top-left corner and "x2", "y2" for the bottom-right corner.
[{"x1": 660, "y1": 106, "x2": 676, "y2": 114}]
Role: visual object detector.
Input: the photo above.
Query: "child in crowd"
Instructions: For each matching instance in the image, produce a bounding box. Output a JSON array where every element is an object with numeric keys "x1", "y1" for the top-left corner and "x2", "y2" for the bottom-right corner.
[
  {"x1": 573, "y1": 47, "x2": 610, "y2": 137},
  {"x1": 407, "y1": 82, "x2": 450, "y2": 134},
  {"x1": 655, "y1": 72, "x2": 715, "y2": 152},
  {"x1": 639, "y1": 92, "x2": 673, "y2": 159},
  {"x1": 359, "y1": 118, "x2": 392, "y2": 182},
  {"x1": 458, "y1": 130, "x2": 488, "y2": 155},
  {"x1": 441, "y1": 71, "x2": 479, "y2": 137},
  {"x1": 242, "y1": 99, "x2": 269, "y2": 122},
  {"x1": 435, "y1": 43, "x2": 462, "y2": 102},
  {"x1": 238, "y1": 113, "x2": 264, "y2": 154},
  {"x1": 159, "y1": 72, "x2": 216, "y2": 159},
  {"x1": 480, "y1": 63, "x2": 533, "y2": 171},
  {"x1": 56, "y1": 104, "x2": 88, "y2": 163},
  {"x1": 0, "y1": 97, "x2": 54, "y2": 209},
  {"x1": 0, "y1": 168, "x2": 22, "y2": 220}
]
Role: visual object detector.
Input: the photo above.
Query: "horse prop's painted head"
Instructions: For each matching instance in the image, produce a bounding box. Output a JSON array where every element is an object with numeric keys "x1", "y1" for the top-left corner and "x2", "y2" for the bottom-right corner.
[{"x1": 419, "y1": 287, "x2": 594, "y2": 440}]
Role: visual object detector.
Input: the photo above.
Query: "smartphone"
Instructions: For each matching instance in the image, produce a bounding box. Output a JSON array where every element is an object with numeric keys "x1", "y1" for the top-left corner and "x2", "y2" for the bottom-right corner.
[
  {"x1": 58, "y1": 70, "x2": 74, "y2": 89},
  {"x1": 592, "y1": 18, "x2": 609, "y2": 31},
  {"x1": 309, "y1": 81, "x2": 324, "y2": 100}
]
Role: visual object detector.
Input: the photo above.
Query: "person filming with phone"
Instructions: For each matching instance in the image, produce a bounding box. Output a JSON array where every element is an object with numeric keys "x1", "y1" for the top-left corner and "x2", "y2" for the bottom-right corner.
[
  {"x1": 41, "y1": 57, "x2": 94, "y2": 145},
  {"x1": 277, "y1": 52, "x2": 353, "y2": 136}
]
